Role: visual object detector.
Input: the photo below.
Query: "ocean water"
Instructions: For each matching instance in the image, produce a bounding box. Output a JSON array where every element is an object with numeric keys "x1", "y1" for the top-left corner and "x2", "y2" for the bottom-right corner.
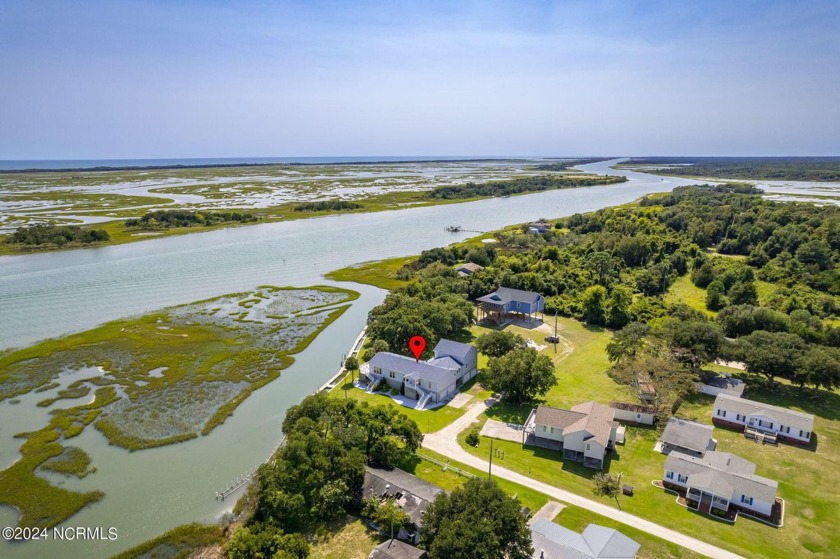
[{"x1": 0, "y1": 156, "x2": 545, "y2": 171}]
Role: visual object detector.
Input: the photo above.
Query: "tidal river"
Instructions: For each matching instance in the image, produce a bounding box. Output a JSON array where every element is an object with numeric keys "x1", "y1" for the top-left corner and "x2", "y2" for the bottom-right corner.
[{"x1": 0, "y1": 160, "x2": 705, "y2": 558}]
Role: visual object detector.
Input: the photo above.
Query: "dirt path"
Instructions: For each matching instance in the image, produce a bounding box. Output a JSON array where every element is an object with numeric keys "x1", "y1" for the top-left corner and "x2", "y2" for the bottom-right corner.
[{"x1": 422, "y1": 400, "x2": 746, "y2": 559}]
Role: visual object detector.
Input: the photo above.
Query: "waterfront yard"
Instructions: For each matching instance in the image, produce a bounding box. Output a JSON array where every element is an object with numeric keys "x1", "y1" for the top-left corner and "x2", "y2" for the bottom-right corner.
[{"x1": 330, "y1": 370, "x2": 492, "y2": 434}]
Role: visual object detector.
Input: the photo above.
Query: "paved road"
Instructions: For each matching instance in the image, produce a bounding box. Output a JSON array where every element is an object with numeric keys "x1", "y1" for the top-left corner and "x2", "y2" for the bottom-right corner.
[{"x1": 422, "y1": 399, "x2": 746, "y2": 559}]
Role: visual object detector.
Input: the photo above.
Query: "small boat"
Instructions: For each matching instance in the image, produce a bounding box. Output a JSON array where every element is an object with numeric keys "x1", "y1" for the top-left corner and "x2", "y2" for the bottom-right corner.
[{"x1": 446, "y1": 225, "x2": 462, "y2": 232}]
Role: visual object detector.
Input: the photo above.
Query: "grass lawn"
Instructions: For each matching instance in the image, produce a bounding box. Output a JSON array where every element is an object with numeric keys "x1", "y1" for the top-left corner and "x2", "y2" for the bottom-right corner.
[
  {"x1": 329, "y1": 371, "x2": 491, "y2": 434},
  {"x1": 324, "y1": 256, "x2": 416, "y2": 291},
  {"x1": 664, "y1": 275, "x2": 715, "y2": 317},
  {"x1": 405, "y1": 447, "x2": 548, "y2": 514},
  {"x1": 469, "y1": 316, "x2": 634, "y2": 424},
  {"x1": 458, "y1": 374, "x2": 840, "y2": 559},
  {"x1": 310, "y1": 516, "x2": 382, "y2": 559},
  {"x1": 408, "y1": 448, "x2": 709, "y2": 559}
]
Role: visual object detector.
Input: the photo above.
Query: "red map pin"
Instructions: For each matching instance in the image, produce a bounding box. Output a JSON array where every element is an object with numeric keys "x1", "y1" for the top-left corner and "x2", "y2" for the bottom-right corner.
[{"x1": 409, "y1": 335, "x2": 426, "y2": 362}]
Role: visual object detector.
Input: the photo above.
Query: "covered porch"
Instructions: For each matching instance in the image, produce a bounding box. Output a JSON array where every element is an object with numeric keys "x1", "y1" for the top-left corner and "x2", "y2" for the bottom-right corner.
[{"x1": 687, "y1": 486, "x2": 730, "y2": 516}]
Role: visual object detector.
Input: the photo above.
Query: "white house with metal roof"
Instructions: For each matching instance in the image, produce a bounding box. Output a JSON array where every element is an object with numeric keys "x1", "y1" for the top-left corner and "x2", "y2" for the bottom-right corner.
[
  {"x1": 362, "y1": 339, "x2": 477, "y2": 409},
  {"x1": 663, "y1": 451, "x2": 778, "y2": 518},
  {"x1": 712, "y1": 393, "x2": 814, "y2": 444},
  {"x1": 530, "y1": 518, "x2": 640, "y2": 559},
  {"x1": 526, "y1": 402, "x2": 622, "y2": 469}
]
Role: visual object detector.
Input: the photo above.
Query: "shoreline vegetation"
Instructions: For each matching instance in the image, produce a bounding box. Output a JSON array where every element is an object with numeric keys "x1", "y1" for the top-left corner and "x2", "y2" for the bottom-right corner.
[
  {"x1": 619, "y1": 156, "x2": 840, "y2": 182},
  {"x1": 0, "y1": 285, "x2": 358, "y2": 529},
  {"x1": 0, "y1": 169, "x2": 625, "y2": 255}
]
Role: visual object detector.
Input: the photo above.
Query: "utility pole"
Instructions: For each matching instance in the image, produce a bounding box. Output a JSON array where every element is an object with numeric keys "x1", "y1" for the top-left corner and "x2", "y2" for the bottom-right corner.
[{"x1": 489, "y1": 438, "x2": 494, "y2": 478}]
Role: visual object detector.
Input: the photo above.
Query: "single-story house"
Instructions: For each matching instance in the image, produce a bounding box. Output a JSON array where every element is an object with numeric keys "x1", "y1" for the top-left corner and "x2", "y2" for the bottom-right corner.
[
  {"x1": 528, "y1": 401, "x2": 621, "y2": 469},
  {"x1": 699, "y1": 375, "x2": 746, "y2": 397},
  {"x1": 664, "y1": 451, "x2": 778, "y2": 518},
  {"x1": 456, "y1": 262, "x2": 484, "y2": 276},
  {"x1": 659, "y1": 418, "x2": 716, "y2": 457},
  {"x1": 527, "y1": 222, "x2": 552, "y2": 235},
  {"x1": 530, "y1": 518, "x2": 640, "y2": 559},
  {"x1": 477, "y1": 286, "x2": 545, "y2": 323},
  {"x1": 609, "y1": 402, "x2": 656, "y2": 426},
  {"x1": 363, "y1": 339, "x2": 478, "y2": 408},
  {"x1": 369, "y1": 539, "x2": 428, "y2": 559},
  {"x1": 712, "y1": 393, "x2": 814, "y2": 444},
  {"x1": 363, "y1": 466, "x2": 445, "y2": 544}
]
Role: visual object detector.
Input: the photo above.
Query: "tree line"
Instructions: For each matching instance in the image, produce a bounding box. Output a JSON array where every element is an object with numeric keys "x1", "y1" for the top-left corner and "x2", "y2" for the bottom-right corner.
[
  {"x1": 426, "y1": 174, "x2": 627, "y2": 199},
  {"x1": 125, "y1": 210, "x2": 258, "y2": 229},
  {"x1": 6, "y1": 224, "x2": 110, "y2": 247},
  {"x1": 293, "y1": 200, "x2": 363, "y2": 212},
  {"x1": 628, "y1": 157, "x2": 840, "y2": 182}
]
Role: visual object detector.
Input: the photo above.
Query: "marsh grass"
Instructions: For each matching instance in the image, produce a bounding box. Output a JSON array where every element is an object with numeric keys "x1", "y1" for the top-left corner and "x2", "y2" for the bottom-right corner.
[
  {"x1": 0, "y1": 286, "x2": 357, "y2": 529},
  {"x1": 110, "y1": 523, "x2": 225, "y2": 559}
]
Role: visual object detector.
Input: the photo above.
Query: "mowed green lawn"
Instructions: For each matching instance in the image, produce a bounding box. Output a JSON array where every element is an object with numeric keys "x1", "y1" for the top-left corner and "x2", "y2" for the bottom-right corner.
[
  {"x1": 459, "y1": 316, "x2": 840, "y2": 558},
  {"x1": 328, "y1": 371, "x2": 491, "y2": 434}
]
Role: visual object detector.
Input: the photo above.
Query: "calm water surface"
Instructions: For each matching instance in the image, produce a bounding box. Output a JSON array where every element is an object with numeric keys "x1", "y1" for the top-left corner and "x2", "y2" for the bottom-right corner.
[{"x1": 0, "y1": 161, "x2": 706, "y2": 558}]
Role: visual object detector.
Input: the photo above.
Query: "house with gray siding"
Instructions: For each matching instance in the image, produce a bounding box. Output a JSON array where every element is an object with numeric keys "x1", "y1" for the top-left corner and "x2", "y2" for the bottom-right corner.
[
  {"x1": 712, "y1": 393, "x2": 813, "y2": 444},
  {"x1": 362, "y1": 339, "x2": 478, "y2": 409},
  {"x1": 663, "y1": 451, "x2": 778, "y2": 518},
  {"x1": 477, "y1": 286, "x2": 545, "y2": 323},
  {"x1": 527, "y1": 402, "x2": 621, "y2": 469},
  {"x1": 530, "y1": 518, "x2": 640, "y2": 559}
]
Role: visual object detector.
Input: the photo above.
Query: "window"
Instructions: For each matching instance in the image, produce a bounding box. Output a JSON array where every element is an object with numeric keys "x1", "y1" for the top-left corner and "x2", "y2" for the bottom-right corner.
[
  {"x1": 782, "y1": 426, "x2": 790, "y2": 434},
  {"x1": 542, "y1": 425, "x2": 547, "y2": 432},
  {"x1": 716, "y1": 409, "x2": 726, "y2": 418},
  {"x1": 666, "y1": 471, "x2": 674, "y2": 480},
  {"x1": 374, "y1": 367, "x2": 382, "y2": 375},
  {"x1": 735, "y1": 413, "x2": 742, "y2": 421},
  {"x1": 740, "y1": 495, "x2": 753, "y2": 506},
  {"x1": 636, "y1": 413, "x2": 641, "y2": 419},
  {"x1": 677, "y1": 474, "x2": 687, "y2": 483},
  {"x1": 389, "y1": 371, "x2": 396, "y2": 379},
  {"x1": 550, "y1": 427, "x2": 555, "y2": 434},
  {"x1": 586, "y1": 443, "x2": 590, "y2": 451}
]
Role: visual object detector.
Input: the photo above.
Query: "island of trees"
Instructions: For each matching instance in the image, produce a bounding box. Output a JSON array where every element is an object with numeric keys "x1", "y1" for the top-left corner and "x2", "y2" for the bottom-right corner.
[
  {"x1": 426, "y1": 174, "x2": 627, "y2": 199},
  {"x1": 293, "y1": 200, "x2": 363, "y2": 212},
  {"x1": 125, "y1": 209, "x2": 258, "y2": 229},
  {"x1": 5, "y1": 223, "x2": 110, "y2": 247}
]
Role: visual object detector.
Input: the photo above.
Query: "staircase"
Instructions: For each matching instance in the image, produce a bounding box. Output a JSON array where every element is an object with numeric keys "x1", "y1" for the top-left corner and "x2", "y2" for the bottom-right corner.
[
  {"x1": 366, "y1": 376, "x2": 382, "y2": 393},
  {"x1": 745, "y1": 426, "x2": 777, "y2": 445},
  {"x1": 415, "y1": 391, "x2": 433, "y2": 410}
]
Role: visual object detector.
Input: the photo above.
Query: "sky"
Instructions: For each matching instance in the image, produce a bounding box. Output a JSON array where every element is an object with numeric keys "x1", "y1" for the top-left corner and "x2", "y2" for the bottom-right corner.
[{"x1": 1, "y1": 0, "x2": 838, "y2": 159}]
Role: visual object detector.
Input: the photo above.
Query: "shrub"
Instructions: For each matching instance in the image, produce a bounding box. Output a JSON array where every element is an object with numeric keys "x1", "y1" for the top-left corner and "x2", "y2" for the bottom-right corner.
[{"x1": 465, "y1": 429, "x2": 480, "y2": 447}]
